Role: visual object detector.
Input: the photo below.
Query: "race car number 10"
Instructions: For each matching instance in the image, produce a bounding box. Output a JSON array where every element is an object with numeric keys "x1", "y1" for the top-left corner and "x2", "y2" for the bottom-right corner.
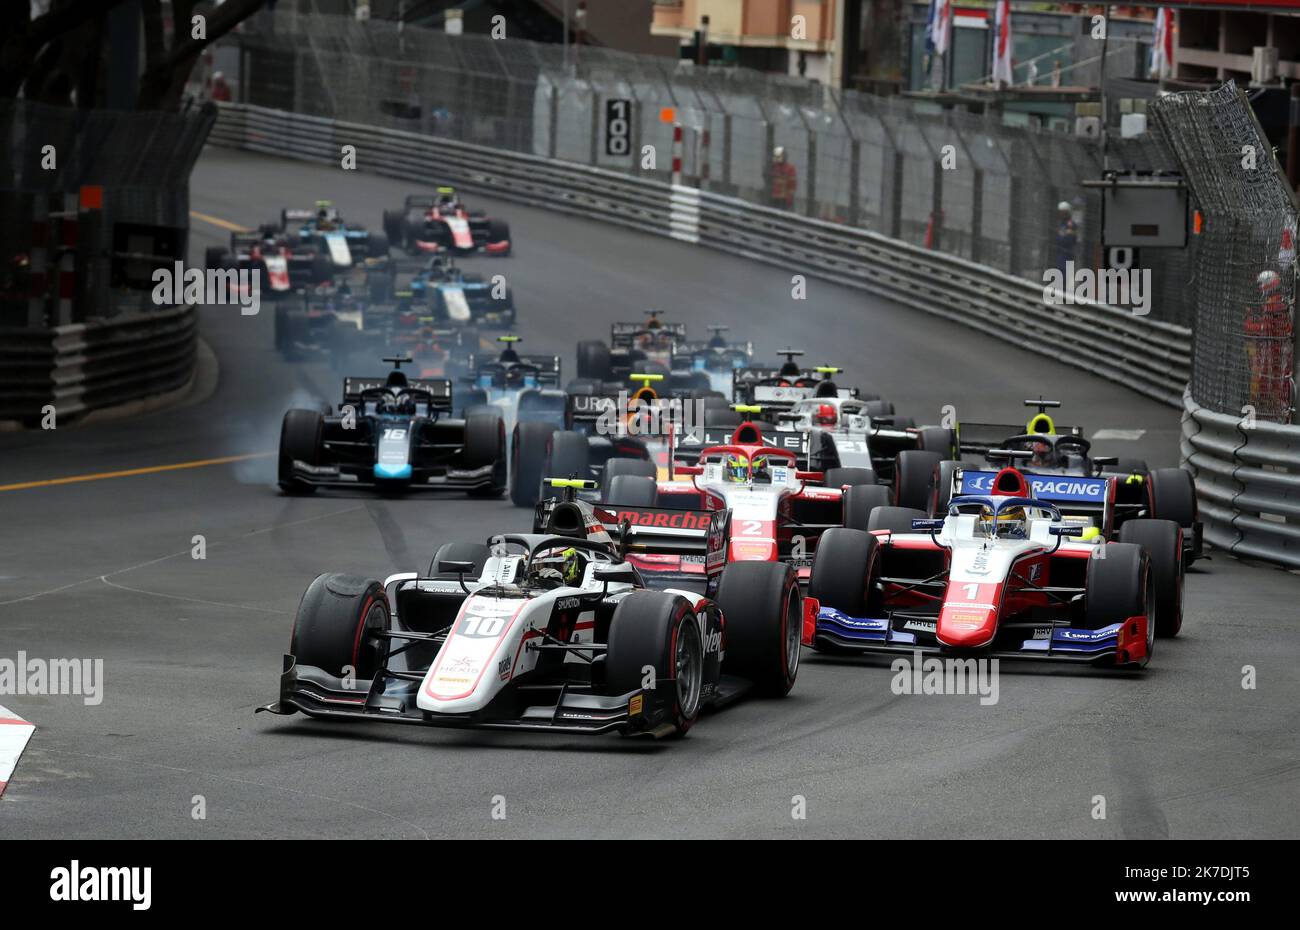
[{"x1": 605, "y1": 99, "x2": 632, "y2": 157}]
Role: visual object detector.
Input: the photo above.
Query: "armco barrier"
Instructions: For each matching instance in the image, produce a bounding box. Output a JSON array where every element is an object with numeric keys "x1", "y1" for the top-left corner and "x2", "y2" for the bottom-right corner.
[
  {"x1": 1181, "y1": 386, "x2": 1300, "y2": 569},
  {"x1": 0, "y1": 305, "x2": 197, "y2": 424},
  {"x1": 209, "y1": 103, "x2": 1191, "y2": 406}
]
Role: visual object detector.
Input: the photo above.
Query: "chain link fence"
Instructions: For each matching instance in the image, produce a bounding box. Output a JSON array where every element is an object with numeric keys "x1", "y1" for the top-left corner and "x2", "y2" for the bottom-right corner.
[
  {"x1": 232, "y1": 10, "x2": 1198, "y2": 326},
  {"x1": 1151, "y1": 83, "x2": 1299, "y2": 423},
  {"x1": 0, "y1": 99, "x2": 215, "y2": 328}
]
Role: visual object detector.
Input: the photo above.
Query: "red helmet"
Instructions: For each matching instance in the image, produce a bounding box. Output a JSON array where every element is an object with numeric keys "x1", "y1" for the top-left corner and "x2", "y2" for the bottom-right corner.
[{"x1": 814, "y1": 403, "x2": 837, "y2": 426}]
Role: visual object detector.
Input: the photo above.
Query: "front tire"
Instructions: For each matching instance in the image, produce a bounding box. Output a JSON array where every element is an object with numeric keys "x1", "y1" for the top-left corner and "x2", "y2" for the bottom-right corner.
[
  {"x1": 713, "y1": 561, "x2": 801, "y2": 696},
  {"x1": 510, "y1": 421, "x2": 556, "y2": 507},
  {"x1": 278, "y1": 409, "x2": 322, "y2": 495},
  {"x1": 605, "y1": 592, "x2": 704, "y2": 737},
  {"x1": 290, "y1": 574, "x2": 389, "y2": 680},
  {"x1": 1118, "y1": 518, "x2": 1184, "y2": 637},
  {"x1": 894, "y1": 449, "x2": 941, "y2": 511}
]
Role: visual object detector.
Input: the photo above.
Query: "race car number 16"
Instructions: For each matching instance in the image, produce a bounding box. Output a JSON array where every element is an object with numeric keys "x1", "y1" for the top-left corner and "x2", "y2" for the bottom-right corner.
[{"x1": 605, "y1": 99, "x2": 632, "y2": 157}]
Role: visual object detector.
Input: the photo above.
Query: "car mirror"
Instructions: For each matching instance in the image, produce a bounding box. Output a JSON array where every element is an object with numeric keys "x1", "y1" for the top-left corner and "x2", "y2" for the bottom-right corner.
[
  {"x1": 438, "y1": 560, "x2": 476, "y2": 574},
  {"x1": 594, "y1": 565, "x2": 637, "y2": 586},
  {"x1": 1049, "y1": 525, "x2": 1084, "y2": 537},
  {"x1": 911, "y1": 518, "x2": 945, "y2": 532}
]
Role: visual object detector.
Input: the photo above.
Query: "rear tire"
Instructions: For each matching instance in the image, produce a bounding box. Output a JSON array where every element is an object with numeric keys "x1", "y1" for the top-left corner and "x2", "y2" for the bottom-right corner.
[
  {"x1": 541, "y1": 430, "x2": 590, "y2": 500},
  {"x1": 603, "y1": 457, "x2": 658, "y2": 488},
  {"x1": 577, "y1": 340, "x2": 611, "y2": 380},
  {"x1": 367, "y1": 231, "x2": 390, "y2": 258},
  {"x1": 605, "y1": 474, "x2": 658, "y2": 507},
  {"x1": 1149, "y1": 467, "x2": 1197, "y2": 530},
  {"x1": 713, "y1": 561, "x2": 801, "y2": 696},
  {"x1": 917, "y1": 426, "x2": 957, "y2": 460},
  {"x1": 605, "y1": 592, "x2": 703, "y2": 737},
  {"x1": 867, "y1": 506, "x2": 927, "y2": 534},
  {"x1": 809, "y1": 527, "x2": 882, "y2": 619},
  {"x1": 278, "y1": 409, "x2": 322, "y2": 495},
  {"x1": 510, "y1": 421, "x2": 555, "y2": 508},
  {"x1": 933, "y1": 460, "x2": 961, "y2": 516},
  {"x1": 843, "y1": 484, "x2": 892, "y2": 531},
  {"x1": 823, "y1": 466, "x2": 878, "y2": 489},
  {"x1": 290, "y1": 574, "x2": 389, "y2": 679},
  {"x1": 1118, "y1": 519, "x2": 1183, "y2": 637},
  {"x1": 894, "y1": 449, "x2": 941, "y2": 511}
]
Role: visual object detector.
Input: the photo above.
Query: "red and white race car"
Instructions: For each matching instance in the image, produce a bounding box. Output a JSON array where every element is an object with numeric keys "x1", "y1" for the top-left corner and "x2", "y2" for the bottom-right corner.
[
  {"x1": 383, "y1": 189, "x2": 511, "y2": 257},
  {"x1": 595, "y1": 416, "x2": 862, "y2": 588}
]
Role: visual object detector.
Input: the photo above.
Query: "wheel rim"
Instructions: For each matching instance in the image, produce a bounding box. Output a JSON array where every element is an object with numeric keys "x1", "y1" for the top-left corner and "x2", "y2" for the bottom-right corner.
[
  {"x1": 675, "y1": 616, "x2": 704, "y2": 718},
  {"x1": 784, "y1": 586, "x2": 802, "y2": 680}
]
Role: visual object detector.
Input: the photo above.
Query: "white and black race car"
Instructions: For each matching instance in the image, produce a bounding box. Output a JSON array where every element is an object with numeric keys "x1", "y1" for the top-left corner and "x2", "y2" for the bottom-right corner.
[{"x1": 258, "y1": 480, "x2": 804, "y2": 737}]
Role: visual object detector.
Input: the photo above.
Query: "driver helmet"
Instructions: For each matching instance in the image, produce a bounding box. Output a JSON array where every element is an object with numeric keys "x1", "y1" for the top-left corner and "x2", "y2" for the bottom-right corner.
[
  {"x1": 750, "y1": 455, "x2": 770, "y2": 483},
  {"x1": 725, "y1": 454, "x2": 750, "y2": 483},
  {"x1": 977, "y1": 505, "x2": 1027, "y2": 539},
  {"x1": 534, "y1": 547, "x2": 586, "y2": 587},
  {"x1": 814, "y1": 403, "x2": 838, "y2": 426},
  {"x1": 1030, "y1": 440, "x2": 1053, "y2": 467}
]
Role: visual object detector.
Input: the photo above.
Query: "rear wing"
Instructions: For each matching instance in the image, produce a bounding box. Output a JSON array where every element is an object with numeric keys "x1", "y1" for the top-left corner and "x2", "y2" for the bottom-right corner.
[
  {"x1": 957, "y1": 422, "x2": 1083, "y2": 457},
  {"x1": 671, "y1": 422, "x2": 802, "y2": 466},
  {"x1": 611, "y1": 321, "x2": 687, "y2": 344},
  {"x1": 343, "y1": 376, "x2": 454, "y2": 409},
  {"x1": 956, "y1": 469, "x2": 1110, "y2": 511}
]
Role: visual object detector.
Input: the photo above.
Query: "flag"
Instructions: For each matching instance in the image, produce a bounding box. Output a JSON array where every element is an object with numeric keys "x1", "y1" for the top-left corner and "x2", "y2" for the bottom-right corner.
[
  {"x1": 992, "y1": 0, "x2": 1013, "y2": 86},
  {"x1": 1149, "y1": 8, "x2": 1174, "y2": 80},
  {"x1": 926, "y1": 0, "x2": 952, "y2": 57}
]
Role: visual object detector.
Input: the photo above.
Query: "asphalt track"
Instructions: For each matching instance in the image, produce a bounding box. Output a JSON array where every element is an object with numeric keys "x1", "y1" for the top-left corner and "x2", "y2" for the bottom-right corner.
[{"x1": 1, "y1": 146, "x2": 1297, "y2": 839}]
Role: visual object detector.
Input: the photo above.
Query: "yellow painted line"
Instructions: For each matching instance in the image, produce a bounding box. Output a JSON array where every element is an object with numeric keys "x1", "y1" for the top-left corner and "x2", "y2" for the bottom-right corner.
[
  {"x1": 0, "y1": 452, "x2": 274, "y2": 493},
  {"x1": 190, "y1": 211, "x2": 249, "y2": 233}
]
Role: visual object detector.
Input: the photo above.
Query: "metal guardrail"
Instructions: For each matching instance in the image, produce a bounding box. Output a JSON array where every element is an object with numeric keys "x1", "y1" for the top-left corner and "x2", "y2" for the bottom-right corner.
[
  {"x1": 0, "y1": 305, "x2": 197, "y2": 423},
  {"x1": 1181, "y1": 386, "x2": 1300, "y2": 569},
  {"x1": 208, "y1": 102, "x2": 1191, "y2": 405}
]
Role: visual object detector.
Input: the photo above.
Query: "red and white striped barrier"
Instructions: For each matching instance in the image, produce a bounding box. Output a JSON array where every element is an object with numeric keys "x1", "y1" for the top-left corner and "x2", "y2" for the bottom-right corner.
[{"x1": 0, "y1": 705, "x2": 35, "y2": 798}]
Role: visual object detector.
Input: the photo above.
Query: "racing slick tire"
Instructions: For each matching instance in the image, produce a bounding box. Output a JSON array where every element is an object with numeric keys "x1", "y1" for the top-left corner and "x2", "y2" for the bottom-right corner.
[
  {"x1": 541, "y1": 430, "x2": 590, "y2": 500},
  {"x1": 823, "y1": 466, "x2": 878, "y2": 489},
  {"x1": 916, "y1": 427, "x2": 958, "y2": 460},
  {"x1": 866, "y1": 506, "x2": 928, "y2": 534},
  {"x1": 367, "y1": 231, "x2": 390, "y2": 258},
  {"x1": 605, "y1": 592, "x2": 704, "y2": 737},
  {"x1": 463, "y1": 407, "x2": 506, "y2": 496},
  {"x1": 429, "y1": 541, "x2": 493, "y2": 578},
  {"x1": 487, "y1": 219, "x2": 511, "y2": 254},
  {"x1": 290, "y1": 574, "x2": 389, "y2": 680},
  {"x1": 577, "y1": 341, "x2": 611, "y2": 381},
  {"x1": 894, "y1": 449, "x2": 942, "y2": 511},
  {"x1": 843, "y1": 484, "x2": 893, "y2": 531},
  {"x1": 510, "y1": 421, "x2": 556, "y2": 507},
  {"x1": 809, "y1": 527, "x2": 882, "y2": 621},
  {"x1": 204, "y1": 246, "x2": 226, "y2": 271},
  {"x1": 1085, "y1": 543, "x2": 1152, "y2": 667},
  {"x1": 311, "y1": 251, "x2": 332, "y2": 284},
  {"x1": 864, "y1": 400, "x2": 895, "y2": 418},
  {"x1": 1149, "y1": 468, "x2": 1197, "y2": 532},
  {"x1": 602, "y1": 457, "x2": 658, "y2": 489},
  {"x1": 713, "y1": 561, "x2": 801, "y2": 697},
  {"x1": 278, "y1": 409, "x2": 323, "y2": 495},
  {"x1": 1118, "y1": 519, "x2": 1184, "y2": 638},
  {"x1": 605, "y1": 475, "x2": 658, "y2": 507},
  {"x1": 382, "y1": 209, "x2": 405, "y2": 245},
  {"x1": 890, "y1": 415, "x2": 916, "y2": 430}
]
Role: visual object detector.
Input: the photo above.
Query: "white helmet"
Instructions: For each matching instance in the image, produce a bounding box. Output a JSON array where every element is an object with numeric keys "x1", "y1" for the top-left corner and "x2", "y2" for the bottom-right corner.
[
  {"x1": 1057, "y1": 201, "x2": 1071, "y2": 212},
  {"x1": 773, "y1": 146, "x2": 786, "y2": 161}
]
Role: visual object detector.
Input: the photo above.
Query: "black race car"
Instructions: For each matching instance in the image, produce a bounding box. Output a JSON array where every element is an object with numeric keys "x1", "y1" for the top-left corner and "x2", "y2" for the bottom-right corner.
[{"x1": 277, "y1": 357, "x2": 506, "y2": 496}]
